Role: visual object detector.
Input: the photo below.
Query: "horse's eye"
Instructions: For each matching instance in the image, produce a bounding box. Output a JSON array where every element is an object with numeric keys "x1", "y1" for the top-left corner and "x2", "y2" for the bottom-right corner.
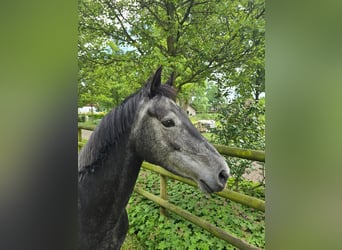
[{"x1": 161, "y1": 119, "x2": 175, "y2": 127}]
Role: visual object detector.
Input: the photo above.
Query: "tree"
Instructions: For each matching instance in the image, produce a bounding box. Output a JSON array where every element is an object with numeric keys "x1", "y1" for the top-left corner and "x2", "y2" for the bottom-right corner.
[
  {"x1": 78, "y1": 0, "x2": 265, "y2": 109},
  {"x1": 213, "y1": 97, "x2": 265, "y2": 190}
]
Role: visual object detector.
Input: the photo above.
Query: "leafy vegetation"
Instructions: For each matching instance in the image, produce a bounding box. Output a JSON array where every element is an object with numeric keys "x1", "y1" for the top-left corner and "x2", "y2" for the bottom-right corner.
[
  {"x1": 124, "y1": 168, "x2": 265, "y2": 249},
  {"x1": 78, "y1": 0, "x2": 265, "y2": 111},
  {"x1": 213, "y1": 98, "x2": 265, "y2": 190},
  {"x1": 121, "y1": 234, "x2": 145, "y2": 250}
]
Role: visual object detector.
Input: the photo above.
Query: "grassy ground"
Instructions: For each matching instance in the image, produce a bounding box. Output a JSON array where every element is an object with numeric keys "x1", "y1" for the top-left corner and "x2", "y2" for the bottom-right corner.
[
  {"x1": 121, "y1": 234, "x2": 145, "y2": 250},
  {"x1": 78, "y1": 119, "x2": 100, "y2": 127}
]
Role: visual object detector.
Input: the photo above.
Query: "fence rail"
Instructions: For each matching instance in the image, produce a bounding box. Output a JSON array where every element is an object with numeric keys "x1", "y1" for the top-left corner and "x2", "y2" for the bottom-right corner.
[
  {"x1": 142, "y1": 162, "x2": 265, "y2": 212},
  {"x1": 78, "y1": 125, "x2": 265, "y2": 249},
  {"x1": 213, "y1": 144, "x2": 265, "y2": 162}
]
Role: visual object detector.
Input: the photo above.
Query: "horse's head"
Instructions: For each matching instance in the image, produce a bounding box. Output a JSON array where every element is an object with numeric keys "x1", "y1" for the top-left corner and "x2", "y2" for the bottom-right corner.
[{"x1": 132, "y1": 67, "x2": 229, "y2": 193}]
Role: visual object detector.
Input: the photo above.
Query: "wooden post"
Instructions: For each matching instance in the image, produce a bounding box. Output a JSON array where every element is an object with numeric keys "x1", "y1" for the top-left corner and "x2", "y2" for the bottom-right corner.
[{"x1": 160, "y1": 174, "x2": 168, "y2": 217}]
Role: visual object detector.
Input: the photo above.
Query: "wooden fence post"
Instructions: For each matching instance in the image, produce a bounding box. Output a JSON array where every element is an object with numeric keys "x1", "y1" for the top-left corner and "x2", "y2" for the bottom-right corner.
[{"x1": 160, "y1": 174, "x2": 168, "y2": 217}]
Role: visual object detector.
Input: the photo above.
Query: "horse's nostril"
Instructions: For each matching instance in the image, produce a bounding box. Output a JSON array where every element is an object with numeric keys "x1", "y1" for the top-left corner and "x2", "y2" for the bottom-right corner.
[{"x1": 218, "y1": 170, "x2": 229, "y2": 184}]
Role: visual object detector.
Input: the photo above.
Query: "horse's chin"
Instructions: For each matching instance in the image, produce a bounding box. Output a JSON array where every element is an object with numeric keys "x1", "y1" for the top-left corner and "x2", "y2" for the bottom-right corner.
[
  {"x1": 198, "y1": 180, "x2": 213, "y2": 193},
  {"x1": 198, "y1": 179, "x2": 225, "y2": 194}
]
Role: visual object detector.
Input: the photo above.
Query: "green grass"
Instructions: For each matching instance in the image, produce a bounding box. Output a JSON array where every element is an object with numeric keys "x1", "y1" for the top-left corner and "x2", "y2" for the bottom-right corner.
[
  {"x1": 78, "y1": 119, "x2": 100, "y2": 127},
  {"x1": 121, "y1": 234, "x2": 145, "y2": 250}
]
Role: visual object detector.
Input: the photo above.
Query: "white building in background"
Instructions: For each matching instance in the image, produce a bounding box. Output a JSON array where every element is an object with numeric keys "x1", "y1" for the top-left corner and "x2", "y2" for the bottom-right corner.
[{"x1": 78, "y1": 106, "x2": 98, "y2": 114}]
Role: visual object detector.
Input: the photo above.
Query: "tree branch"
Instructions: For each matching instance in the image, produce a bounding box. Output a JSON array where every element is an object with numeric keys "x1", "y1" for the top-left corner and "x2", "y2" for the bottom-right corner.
[
  {"x1": 137, "y1": 0, "x2": 167, "y2": 26},
  {"x1": 179, "y1": 0, "x2": 195, "y2": 25},
  {"x1": 255, "y1": 7, "x2": 265, "y2": 19},
  {"x1": 114, "y1": 9, "x2": 145, "y2": 55}
]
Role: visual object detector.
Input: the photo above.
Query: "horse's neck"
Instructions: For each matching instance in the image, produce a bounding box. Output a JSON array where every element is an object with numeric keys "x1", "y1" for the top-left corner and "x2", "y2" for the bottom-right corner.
[
  {"x1": 79, "y1": 134, "x2": 142, "y2": 220},
  {"x1": 103, "y1": 138, "x2": 142, "y2": 207},
  {"x1": 78, "y1": 129, "x2": 143, "y2": 249}
]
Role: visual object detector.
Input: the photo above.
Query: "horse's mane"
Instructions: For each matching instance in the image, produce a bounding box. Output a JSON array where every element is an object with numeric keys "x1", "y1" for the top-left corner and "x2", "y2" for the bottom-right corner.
[{"x1": 78, "y1": 83, "x2": 176, "y2": 179}]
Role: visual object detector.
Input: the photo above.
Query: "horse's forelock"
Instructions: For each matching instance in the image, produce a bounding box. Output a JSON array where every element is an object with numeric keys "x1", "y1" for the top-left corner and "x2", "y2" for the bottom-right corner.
[{"x1": 154, "y1": 84, "x2": 177, "y2": 102}]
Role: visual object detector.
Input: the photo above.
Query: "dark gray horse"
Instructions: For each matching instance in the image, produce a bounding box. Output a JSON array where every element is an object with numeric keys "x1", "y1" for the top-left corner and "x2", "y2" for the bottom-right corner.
[{"x1": 78, "y1": 67, "x2": 229, "y2": 249}]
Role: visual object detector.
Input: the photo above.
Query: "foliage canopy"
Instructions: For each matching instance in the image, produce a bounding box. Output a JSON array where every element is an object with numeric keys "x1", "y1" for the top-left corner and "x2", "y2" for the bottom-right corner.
[{"x1": 78, "y1": 0, "x2": 265, "y2": 109}]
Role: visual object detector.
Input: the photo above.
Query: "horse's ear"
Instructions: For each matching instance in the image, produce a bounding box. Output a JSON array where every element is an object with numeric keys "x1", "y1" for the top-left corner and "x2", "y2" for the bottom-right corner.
[
  {"x1": 149, "y1": 66, "x2": 162, "y2": 97},
  {"x1": 164, "y1": 72, "x2": 175, "y2": 87}
]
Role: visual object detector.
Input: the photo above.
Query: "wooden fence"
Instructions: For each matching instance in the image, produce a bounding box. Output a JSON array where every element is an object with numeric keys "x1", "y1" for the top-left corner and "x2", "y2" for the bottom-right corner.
[{"x1": 78, "y1": 125, "x2": 265, "y2": 250}]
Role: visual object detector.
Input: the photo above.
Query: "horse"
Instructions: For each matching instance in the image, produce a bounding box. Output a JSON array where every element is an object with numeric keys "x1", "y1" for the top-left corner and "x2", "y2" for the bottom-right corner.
[{"x1": 78, "y1": 66, "x2": 230, "y2": 249}]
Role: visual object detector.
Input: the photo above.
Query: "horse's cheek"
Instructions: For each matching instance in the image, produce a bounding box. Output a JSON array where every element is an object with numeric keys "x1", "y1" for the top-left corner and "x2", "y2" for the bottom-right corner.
[{"x1": 134, "y1": 125, "x2": 154, "y2": 158}]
